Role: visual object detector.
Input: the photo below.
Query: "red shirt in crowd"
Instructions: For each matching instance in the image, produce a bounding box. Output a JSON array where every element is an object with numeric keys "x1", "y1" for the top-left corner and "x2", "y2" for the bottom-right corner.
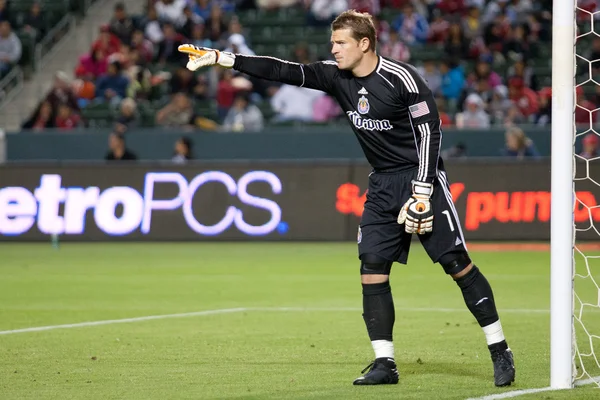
[{"x1": 55, "y1": 113, "x2": 81, "y2": 130}]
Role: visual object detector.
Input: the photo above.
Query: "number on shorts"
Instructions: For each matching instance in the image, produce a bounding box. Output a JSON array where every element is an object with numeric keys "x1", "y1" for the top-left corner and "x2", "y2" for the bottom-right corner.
[{"x1": 442, "y1": 210, "x2": 455, "y2": 232}]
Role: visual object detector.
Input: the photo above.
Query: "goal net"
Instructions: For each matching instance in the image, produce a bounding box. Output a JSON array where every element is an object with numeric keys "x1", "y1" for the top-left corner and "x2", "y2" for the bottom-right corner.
[{"x1": 573, "y1": 0, "x2": 600, "y2": 388}]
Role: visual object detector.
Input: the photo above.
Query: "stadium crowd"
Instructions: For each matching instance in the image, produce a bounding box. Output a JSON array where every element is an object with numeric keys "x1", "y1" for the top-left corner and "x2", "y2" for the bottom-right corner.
[{"x1": 14, "y1": 0, "x2": 600, "y2": 160}]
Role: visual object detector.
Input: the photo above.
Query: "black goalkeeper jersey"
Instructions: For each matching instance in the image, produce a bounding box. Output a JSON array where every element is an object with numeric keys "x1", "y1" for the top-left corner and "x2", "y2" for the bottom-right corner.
[{"x1": 233, "y1": 55, "x2": 442, "y2": 184}]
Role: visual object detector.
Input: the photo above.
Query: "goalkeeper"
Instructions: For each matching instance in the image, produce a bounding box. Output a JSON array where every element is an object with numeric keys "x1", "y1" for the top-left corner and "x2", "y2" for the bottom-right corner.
[{"x1": 179, "y1": 10, "x2": 515, "y2": 388}]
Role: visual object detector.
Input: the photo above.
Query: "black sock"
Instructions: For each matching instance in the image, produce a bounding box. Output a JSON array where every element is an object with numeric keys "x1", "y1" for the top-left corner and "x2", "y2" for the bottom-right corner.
[
  {"x1": 454, "y1": 266, "x2": 499, "y2": 328},
  {"x1": 362, "y1": 281, "x2": 395, "y2": 342},
  {"x1": 489, "y1": 340, "x2": 508, "y2": 353}
]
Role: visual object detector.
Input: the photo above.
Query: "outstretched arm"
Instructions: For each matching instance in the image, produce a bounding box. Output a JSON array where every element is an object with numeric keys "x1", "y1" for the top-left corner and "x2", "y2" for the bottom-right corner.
[{"x1": 178, "y1": 44, "x2": 336, "y2": 93}]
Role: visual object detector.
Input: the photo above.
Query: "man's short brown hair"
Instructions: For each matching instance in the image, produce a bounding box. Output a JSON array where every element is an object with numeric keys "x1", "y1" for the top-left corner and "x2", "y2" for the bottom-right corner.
[{"x1": 331, "y1": 10, "x2": 377, "y2": 52}]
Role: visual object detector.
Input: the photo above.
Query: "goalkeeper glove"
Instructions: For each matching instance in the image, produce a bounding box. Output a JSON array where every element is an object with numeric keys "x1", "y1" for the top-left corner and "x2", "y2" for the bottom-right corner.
[
  {"x1": 397, "y1": 180, "x2": 434, "y2": 235},
  {"x1": 178, "y1": 44, "x2": 235, "y2": 71}
]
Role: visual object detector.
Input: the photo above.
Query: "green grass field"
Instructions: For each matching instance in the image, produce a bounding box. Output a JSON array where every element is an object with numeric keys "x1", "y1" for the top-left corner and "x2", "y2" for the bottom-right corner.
[{"x1": 1, "y1": 243, "x2": 599, "y2": 400}]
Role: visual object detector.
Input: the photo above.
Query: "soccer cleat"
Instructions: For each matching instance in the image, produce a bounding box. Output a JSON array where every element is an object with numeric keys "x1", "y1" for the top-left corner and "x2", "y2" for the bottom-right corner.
[
  {"x1": 353, "y1": 357, "x2": 399, "y2": 385},
  {"x1": 490, "y1": 348, "x2": 515, "y2": 387}
]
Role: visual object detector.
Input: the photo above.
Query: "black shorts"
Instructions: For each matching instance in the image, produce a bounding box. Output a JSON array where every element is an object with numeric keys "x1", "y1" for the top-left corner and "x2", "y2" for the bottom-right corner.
[{"x1": 357, "y1": 167, "x2": 467, "y2": 264}]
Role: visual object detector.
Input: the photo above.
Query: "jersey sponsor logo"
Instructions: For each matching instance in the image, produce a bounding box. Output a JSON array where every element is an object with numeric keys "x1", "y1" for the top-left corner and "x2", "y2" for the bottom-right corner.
[
  {"x1": 357, "y1": 95, "x2": 370, "y2": 114},
  {"x1": 346, "y1": 111, "x2": 393, "y2": 131},
  {"x1": 358, "y1": 87, "x2": 368, "y2": 95}
]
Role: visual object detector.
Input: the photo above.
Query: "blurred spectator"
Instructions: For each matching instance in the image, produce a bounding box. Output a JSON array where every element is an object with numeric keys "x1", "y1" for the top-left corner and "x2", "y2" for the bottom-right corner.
[
  {"x1": 95, "y1": 61, "x2": 129, "y2": 106},
  {"x1": 155, "y1": 0, "x2": 187, "y2": 26},
  {"x1": 369, "y1": 17, "x2": 387, "y2": 47},
  {"x1": 441, "y1": 142, "x2": 467, "y2": 159},
  {"x1": 525, "y1": 13, "x2": 541, "y2": 42},
  {"x1": 379, "y1": 31, "x2": 410, "y2": 62},
  {"x1": 144, "y1": 7, "x2": 164, "y2": 44},
  {"x1": 190, "y1": 113, "x2": 220, "y2": 130},
  {"x1": 349, "y1": 0, "x2": 380, "y2": 15},
  {"x1": 575, "y1": 86, "x2": 598, "y2": 126},
  {"x1": 110, "y1": 2, "x2": 134, "y2": 44},
  {"x1": 224, "y1": 33, "x2": 255, "y2": 55},
  {"x1": 126, "y1": 66, "x2": 154, "y2": 100},
  {"x1": 307, "y1": 0, "x2": 348, "y2": 27},
  {"x1": 483, "y1": 14, "x2": 510, "y2": 58},
  {"x1": 291, "y1": 42, "x2": 313, "y2": 64},
  {"x1": 22, "y1": 101, "x2": 54, "y2": 130},
  {"x1": 157, "y1": 23, "x2": 184, "y2": 64},
  {"x1": 436, "y1": 0, "x2": 466, "y2": 16},
  {"x1": 0, "y1": 21, "x2": 22, "y2": 75},
  {"x1": 391, "y1": 3, "x2": 429, "y2": 46},
  {"x1": 72, "y1": 77, "x2": 96, "y2": 107},
  {"x1": 108, "y1": 43, "x2": 134, "y2": 69},
  {"x1": 462, "y1": 6, "x2": 482, "y2": 41},
  {"x1": 22, "y1": 2, "x2": 45, "y2": 42},
  {"x1": 455, "y1": 93, "x2": 490, "y2": 129},
  {"x1": 92, "y1": 25, "x2": 121, "y2": 60},
  {"x1": 55, "y1": 104, "x2": 81, "y2": 130},
  {"x1": 205, "y1": 4, "x2": 228, "y2": 43},
  {"x1": 507, "y1": 77, "x2": 538, "y2": 120},
  {"x1": 507, "y1": 58, "x2": 538, "y2": 92},
  {"x1": 0, "y1": 0, "x2": 9, "y2": 22},
  {"x1": 501, "y1": 126, "x2": 540, "y2": 159},
  {"x1": 580, "y1": 134, "x2": 600, "y2": 160},
  {"x1": 445, "y1": 23, "x2": 469, "y2": 61},
  {"x1": 156, "y1": 92, "x2": 194, "y2": 127},
  {"x1": 507, "y1": 0, "x2": 533, "y2": 25},
  {"x1": 256, "y1": 0, "x2": 299, "y2": 10},
  {"x1": 172, "y1": 136, "x2": 193, "y2": 163},
  {"x1": 488, "y1": 85, "x2": 512, "y2": 125},
  {"x1": 417, "y1": 60, "x2": 441, "y2": 96},
  {"x1": 181, "y1": 6, "x2": 204, "y2": 38},
  {"x1": 193, "y1": 0, "x2": 212, "y2": 20},
  {"x1": 534, "y1": 86, "x2": 551, "y2": 126},
  {"x1": 427, "y1": 9, "x2": 450, "y2": 44},
  {"x1": 436, "y1": 97, "x2": 452, "y2": 127},
  {"x1": 170, "y1": 67, "x2": 208, "y2": 98},
  {"x1": 313, "y1": 94, "x2": 342, "y2": 123},
  {"x1": 468, "y1": 59, "x2": 502, "y2": 90},
  {"x1": 217, "y1": 69, "x2": 239, "y2": 120},
  {"x1": 189, "y1": 23, "x2": 213, "y2": 48},
  {"x1": 130, "y1": 29, "x2": 154, "y2": 63},
  {"x1": 75, "y1": 49, "x2": 108, "y2": 80},
  {"x1": 270, "y1": 84, "x2": 322, "y2": 123},
  {"x1": 226, "y1": 15, "x2": 249, "y2": 42},
  {"x1": 114, "y1": 98, "x2": 140, "y2": 131},
  {"x1": 105, "y1": 132, "x2": 137, "y2": 161},
  {"x1": 504, "y1": 24, "x2": 533, "y2": 62},
  {"x1": 46, "y1": 71, "x2": 80, "y2": 114},
  {"x1": 439, "y1": 59, "x2": 465, "y2": 112},
  {"x1": 223, "y1": 92, "x2": 264, "y2": 132},
  {"x1": 482, "y1": 0, "x2": 509, "y2": 25}
]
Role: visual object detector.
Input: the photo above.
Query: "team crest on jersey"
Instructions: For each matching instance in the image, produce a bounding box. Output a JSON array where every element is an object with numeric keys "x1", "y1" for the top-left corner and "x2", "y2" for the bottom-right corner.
[{"x1": 357, "y1": 95, "x2": 370, "y2": 114}]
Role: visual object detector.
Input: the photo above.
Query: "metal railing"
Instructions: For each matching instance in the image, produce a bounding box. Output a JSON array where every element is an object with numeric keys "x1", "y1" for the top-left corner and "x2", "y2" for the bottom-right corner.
[
  {"x1": 34, "y1": 13, "x2": 77, "y2": 72},
  {"x1": 0, "y1": 67, "x2": 24, "y2": 111}
]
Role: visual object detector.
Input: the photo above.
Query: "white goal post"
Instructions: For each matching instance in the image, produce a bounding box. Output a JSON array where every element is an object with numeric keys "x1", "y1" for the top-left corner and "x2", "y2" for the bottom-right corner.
[{"x1": 550, "y1": 0, "x2": 575, "y2": 390}]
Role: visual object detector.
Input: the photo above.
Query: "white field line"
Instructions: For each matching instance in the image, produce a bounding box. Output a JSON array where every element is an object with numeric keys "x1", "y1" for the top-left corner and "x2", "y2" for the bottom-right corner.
[
  {"x1": 0, "y1": 306, "x2": 552, "y2": 336},
  {"x1": 465, "y1": 376, "x2": 600, "y2": 400},
  {"x1": 2, "y1": 306, "x2": 599, "y2": 399}
]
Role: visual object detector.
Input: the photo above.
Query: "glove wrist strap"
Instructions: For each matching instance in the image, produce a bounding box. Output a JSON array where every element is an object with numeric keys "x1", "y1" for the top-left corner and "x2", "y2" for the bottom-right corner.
[
  {"x1": 218, "y1": 51, "x2": 235, "y2": 68},
  {"x1": 412, "y1": 180, "x2": 433, "y2": 197}
]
